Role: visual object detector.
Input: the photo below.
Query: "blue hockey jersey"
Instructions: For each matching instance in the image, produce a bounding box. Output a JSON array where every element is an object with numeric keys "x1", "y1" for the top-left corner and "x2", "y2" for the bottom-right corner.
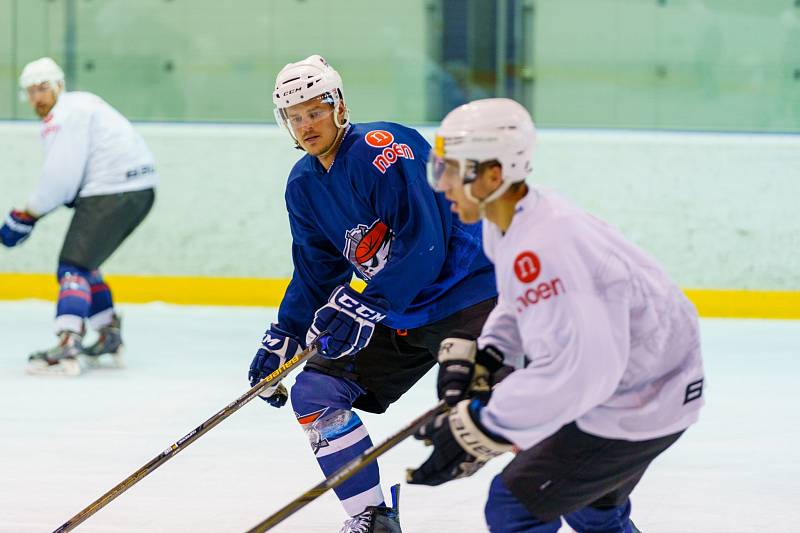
[{"x1": 276, "y1": 121, "x2": 496, "y2": 339}]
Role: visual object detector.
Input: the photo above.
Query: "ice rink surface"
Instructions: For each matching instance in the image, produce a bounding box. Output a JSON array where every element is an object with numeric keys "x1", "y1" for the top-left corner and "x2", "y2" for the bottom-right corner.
[{"x1": 1, "y1": 300, "x2": 798, "y2": 533}]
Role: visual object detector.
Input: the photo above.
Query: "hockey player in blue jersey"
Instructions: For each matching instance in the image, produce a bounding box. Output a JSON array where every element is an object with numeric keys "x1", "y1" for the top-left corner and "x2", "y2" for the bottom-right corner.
[{"x1": 246, "y1": 55, "x2": 497, "y2": 532}]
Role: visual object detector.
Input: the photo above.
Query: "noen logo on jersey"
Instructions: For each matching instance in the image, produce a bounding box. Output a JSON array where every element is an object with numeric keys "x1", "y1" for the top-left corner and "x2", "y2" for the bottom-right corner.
[
  {"x1": 344, "y1": 219, "x2": 394, "y2": 280},
  {"x1": 514, "y1": 251, "x2": 541, "y2": 283},
  {"x1": 365, "y1": 130, "x2": 415, "y2": 174},
  {"x1": 365, "y1": 130, "x2": 394, "y2": 148},
  {"x1": 513, "y1": 251, "x2": 565, "y2": 312},
  {"x1": 41, "y1": 123, "x2": 60, "y2": 138}
]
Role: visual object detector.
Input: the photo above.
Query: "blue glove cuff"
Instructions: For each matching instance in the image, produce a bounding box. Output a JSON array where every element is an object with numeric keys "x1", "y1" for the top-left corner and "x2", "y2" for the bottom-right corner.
[{"x1": 270, "y1": 323, "x2": 305, "y2": 348}]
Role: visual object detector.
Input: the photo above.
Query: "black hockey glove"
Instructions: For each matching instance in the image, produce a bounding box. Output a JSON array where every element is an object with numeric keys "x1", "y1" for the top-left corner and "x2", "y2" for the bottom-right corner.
[
  {"x1": 406, "y1": 398, "x2": 512, "y2": 486},
  {"x1": 437, "y1": 338, "x2": 509, "y2": 406}
]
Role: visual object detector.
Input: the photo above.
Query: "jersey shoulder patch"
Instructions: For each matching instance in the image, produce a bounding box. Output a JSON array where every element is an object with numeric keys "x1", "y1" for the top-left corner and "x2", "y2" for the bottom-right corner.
[{"x1": 353, "y1": 124, "x2": 417, "y2": 175}]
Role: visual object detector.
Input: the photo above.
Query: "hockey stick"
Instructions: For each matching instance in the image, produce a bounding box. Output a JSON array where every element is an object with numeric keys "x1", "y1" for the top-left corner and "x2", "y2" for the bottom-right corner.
[
  {"x1": 53, "y1": 336, "x2": 326, "y2": 533},
  {"x1": 244, "y1": 400, "x2": 448, "y2": 533}
]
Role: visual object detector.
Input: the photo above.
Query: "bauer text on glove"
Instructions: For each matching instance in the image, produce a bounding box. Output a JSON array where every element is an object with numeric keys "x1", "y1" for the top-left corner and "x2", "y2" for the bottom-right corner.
[
  {"x1": 407, "y1": 398, "x2": 513, "y2": 486},
  {"x1": 248, "y1": 324, "x2": 303, "y2": 408}
]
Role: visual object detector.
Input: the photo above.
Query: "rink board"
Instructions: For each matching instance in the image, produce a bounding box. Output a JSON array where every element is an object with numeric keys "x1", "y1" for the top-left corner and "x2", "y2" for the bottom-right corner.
[{"x1": 1, "y1": 273, "x2": 799, "y2": 319}]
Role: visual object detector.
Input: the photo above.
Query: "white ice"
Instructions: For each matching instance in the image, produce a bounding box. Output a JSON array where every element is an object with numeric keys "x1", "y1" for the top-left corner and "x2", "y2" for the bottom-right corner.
[{"x1": 1, "y1": 301, "x2": 798, "y2": 533}]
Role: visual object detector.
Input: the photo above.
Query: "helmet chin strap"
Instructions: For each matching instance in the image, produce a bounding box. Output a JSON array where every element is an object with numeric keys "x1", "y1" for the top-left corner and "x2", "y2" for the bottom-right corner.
[
  {"x1": 317, "y1": 118, "x2": 349, "y2": 162},
  {"x1": 464, "y1": 179, "x2": 514, "y2": 219},
  {"x1": 333, "y1": 101, "x2": 350, "y2": 129}
]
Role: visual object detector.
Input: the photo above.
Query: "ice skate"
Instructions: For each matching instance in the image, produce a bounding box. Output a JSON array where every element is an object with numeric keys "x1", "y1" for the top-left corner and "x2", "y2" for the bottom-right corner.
[
  {"x1": 26, "y1": 330, "x2": 84, "y2": 376},
  {"x1": 82, "y1": 313, "x2": 124, "y2": 369},
  {"x1": 340, "y1": 484, "x2": 401, "y2": 533}
]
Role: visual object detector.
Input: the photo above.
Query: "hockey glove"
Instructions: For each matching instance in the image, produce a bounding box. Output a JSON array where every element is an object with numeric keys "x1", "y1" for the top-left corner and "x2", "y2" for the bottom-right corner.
[
  {"x1": 407, "y1": 398, "x2": 513, "y2": 486},
  {"x1": 437, "y1": 338, "x2": 510, "y2": 406},
  {"x1": 248, "y1": 324, "x2": 303, "y2": 408},
  {"x1": 306, "y1": 285, "x2": 388, "y2": 359},
  {"x1": 1, "y1": 210, "x2": 37, "y2": 247}
]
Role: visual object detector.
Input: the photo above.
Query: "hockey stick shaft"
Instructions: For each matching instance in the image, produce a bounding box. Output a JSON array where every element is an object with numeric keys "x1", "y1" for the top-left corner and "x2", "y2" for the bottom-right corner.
[
  {"x1": 245, "y1": 400, "x2": 448, "y2": 533},
  {"x1": 53, "y1": 339, "x2": 323, "y2": 533}
]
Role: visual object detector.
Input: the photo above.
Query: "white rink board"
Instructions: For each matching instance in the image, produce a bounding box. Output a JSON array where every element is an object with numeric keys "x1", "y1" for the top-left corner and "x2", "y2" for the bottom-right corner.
[
  {"x1": 0, "y1": 301, "x2": 799, "y2": 532},
  {"x1": 1, "y1": 122, "x2": 799, "y2": 290}
]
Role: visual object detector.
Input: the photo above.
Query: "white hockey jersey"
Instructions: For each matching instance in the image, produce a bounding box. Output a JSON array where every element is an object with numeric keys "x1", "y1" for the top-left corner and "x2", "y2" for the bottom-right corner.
[
  {"x1": 478, "y1": 188, "x2": 704, "y2": 450},
  {"x1": 27, "y1": 92, "x2": 158, "y2": 217}
]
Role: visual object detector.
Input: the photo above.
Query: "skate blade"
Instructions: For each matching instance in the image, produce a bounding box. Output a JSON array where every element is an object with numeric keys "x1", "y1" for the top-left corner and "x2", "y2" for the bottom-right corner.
[
  {"x1": 26, "y1": 358, "x2": 82, "y2": 377},
  {"x1": 82, "y1": 347, "x2": 125, "y2": 370}
]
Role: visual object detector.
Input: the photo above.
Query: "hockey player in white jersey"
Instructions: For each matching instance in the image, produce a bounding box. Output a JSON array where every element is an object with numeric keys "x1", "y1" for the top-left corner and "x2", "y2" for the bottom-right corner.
[
  {"x1": 1, "y1": 57, "x2": 158, "y2": 375},
  {"x1": 407, "y1": 98, "x2": 705, "y2": 533}
]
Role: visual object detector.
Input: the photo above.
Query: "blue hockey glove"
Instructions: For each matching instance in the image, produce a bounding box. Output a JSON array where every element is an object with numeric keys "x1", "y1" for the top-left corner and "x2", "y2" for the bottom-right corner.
[
  {"x1": 1, "y1": 210, "x2": 37, "y2": 247},
  {"x1": 306, "y1": 285, "x2": 388, "y2": 359},
  {"x1": 248, "y1": 324, "x2": 303, "y2": 408},
  {"x1": 407, "y1": 398, "x2": 513, "y2": 486}
]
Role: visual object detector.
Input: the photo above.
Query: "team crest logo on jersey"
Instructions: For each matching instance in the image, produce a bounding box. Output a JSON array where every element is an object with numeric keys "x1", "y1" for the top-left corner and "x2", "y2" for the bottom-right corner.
[{"x1": 344, "y1": 219, "x2": 394, "y2": 280}]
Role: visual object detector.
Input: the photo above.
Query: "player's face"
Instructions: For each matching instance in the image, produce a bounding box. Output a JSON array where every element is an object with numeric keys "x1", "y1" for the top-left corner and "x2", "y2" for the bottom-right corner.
[
  {"x1": 437, "y1": 160, "x2": 482, "y2": 223},
  {"x1": 285, "y1": 99, "x2": 341, "y2": 156},
  {"x1": 438, "y1": 162, "x2": 504, "y2": 224},
  {"x1": 26, "y1": 82, "x2": 59, "y2": 118}
]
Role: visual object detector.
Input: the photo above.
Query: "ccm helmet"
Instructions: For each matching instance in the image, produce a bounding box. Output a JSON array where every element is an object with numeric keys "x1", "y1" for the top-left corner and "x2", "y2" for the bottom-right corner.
[
  {"x1": 273, "y1": 55, "x2": 349, "y2": 143},
  {"x1": 429, "y1": 98, "x2": 536, "y2": 206}
]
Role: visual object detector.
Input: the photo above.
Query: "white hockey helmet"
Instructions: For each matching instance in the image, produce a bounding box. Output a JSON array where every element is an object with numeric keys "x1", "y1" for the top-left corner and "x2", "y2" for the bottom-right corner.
[
  {"x1": 272, "y1": 55, "x2": 349, "y2": 141},
  {"x1": 19, "y1": 57, "x2": 65, "y2": 90},
  {"x1": 429, "y1": 98, "x2": 536, "y2": 206}
]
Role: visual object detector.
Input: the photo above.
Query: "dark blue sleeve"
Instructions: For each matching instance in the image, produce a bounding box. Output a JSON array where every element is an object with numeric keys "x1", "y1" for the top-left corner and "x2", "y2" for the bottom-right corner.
[
  {"x1": 277, "y1": 184, "x2": 352, "y2": 340},
  {"x1": 348, "y1": 142, "x2": 450, "y2": 314}
]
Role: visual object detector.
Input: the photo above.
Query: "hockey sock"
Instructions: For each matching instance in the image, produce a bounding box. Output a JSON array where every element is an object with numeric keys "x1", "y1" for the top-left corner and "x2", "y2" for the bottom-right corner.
[
  {"x1": 485, "y1": 475, "x2": 562, "y2": 533},
  {"x1": 564, "y1": 499, "x2": 633, "y2": 533},
  {"x1": 55, "y1": 263, "x2": 92, "y2": 333},
  {"x1": 291, "y1": 370, "x2": 384, "y2": 516},
  {"x1": 87, "y1": 269, "x2": 115, "y2": 330}
]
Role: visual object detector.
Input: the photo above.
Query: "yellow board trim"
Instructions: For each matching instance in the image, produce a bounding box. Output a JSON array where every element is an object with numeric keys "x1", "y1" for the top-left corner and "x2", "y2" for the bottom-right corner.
[
  {"x1": 682, "y1": 288, "x2": 800, "y2": 320},
  {"x1": 0, "y1": 273, "x2": 290, "y2": 307},
  {"x1": 0, "y1": 273, "x2": 798, "y2": 319}
]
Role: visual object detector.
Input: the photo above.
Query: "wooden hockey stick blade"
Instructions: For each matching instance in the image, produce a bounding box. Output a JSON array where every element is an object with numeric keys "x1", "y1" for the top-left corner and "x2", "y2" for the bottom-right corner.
[
  {"x1": 245, "y1": 400, "x2": 448, "y2": 533},
  {"x1": 53, "y1": 337, "x2": 325, "y2": 533}
]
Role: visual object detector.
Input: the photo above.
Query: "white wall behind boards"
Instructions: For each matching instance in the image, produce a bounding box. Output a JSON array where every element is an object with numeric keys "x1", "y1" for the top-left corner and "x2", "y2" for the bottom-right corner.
[{"x1": 1, "y1": 122, "x2": 798, "y2": 290}]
